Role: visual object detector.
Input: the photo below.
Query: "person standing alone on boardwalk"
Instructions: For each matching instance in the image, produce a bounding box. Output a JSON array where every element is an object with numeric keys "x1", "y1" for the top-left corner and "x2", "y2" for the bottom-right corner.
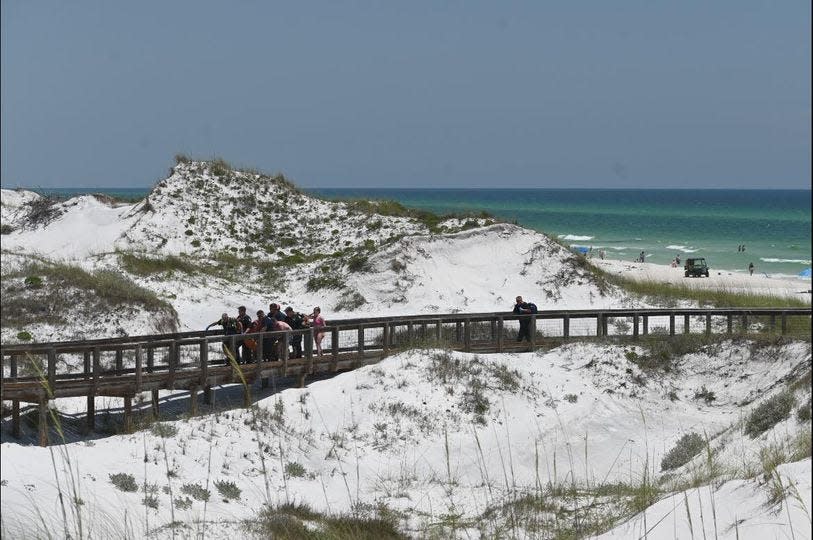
[{"x1": 513, "y1": 296, "x2": 538, "y2": 343}]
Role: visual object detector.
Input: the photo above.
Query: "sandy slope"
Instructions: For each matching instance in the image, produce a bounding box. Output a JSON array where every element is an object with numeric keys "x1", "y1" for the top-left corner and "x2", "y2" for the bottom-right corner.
[{"x1": 1, "y1": 341, "x2": 809, "y2": 538}]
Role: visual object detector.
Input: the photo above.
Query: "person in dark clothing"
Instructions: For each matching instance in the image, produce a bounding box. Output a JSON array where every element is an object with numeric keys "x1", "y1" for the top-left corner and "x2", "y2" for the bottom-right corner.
[
  {"x1": 235, "y1": 306, "x2": 253, "y2": 363},
  {"x1": 206, "y1": 313, "x2": 244, "y2": 361},
  {"x1": 247, "y1": 310, "x2": 275, "y2": 361},
  {"x1": 284, "y1": 306, "x2": 308, "y2": 358},
  {"x1": 268, "y1": 303, "x2": 286, "y2": 322},
  {"x1": 513, "y1": 296, "x2": 537, "y2": 343}
]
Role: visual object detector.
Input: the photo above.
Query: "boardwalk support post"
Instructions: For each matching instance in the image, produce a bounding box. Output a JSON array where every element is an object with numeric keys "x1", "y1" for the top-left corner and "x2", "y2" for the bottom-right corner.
[
  {"x1": 705, "y1": 314, "x2": 712, "y2": 336},
  {"x1": 633, "y1": 315, "x2": 639, "y2": 340},
  {"x1": 684, "y1": 314, "x2": 690, "y2": 334},
  {"x1": 11, "y1": 355, "x2": 20, "y2": 438},
  {"x1": 38, "y1": 397, "x2": 49, "y2": 447},
  {"x1": 564, "y1": 315, "x2": 571, "y2": 341},
  {"x1": 529, "y1": 315, "x2": 537, "y2": 350},
  {"x1": 496, "y1": 317, "x2": 504, "y2": 352},
  {"x1": 669, "y1": 313, "x2": 675, "y2": 336}
]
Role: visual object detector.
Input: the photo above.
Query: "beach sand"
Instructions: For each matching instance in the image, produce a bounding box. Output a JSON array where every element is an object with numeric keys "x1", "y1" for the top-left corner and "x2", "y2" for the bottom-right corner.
[{"x1": 592, "y1": 258, "x2": 812, "y2": 302}]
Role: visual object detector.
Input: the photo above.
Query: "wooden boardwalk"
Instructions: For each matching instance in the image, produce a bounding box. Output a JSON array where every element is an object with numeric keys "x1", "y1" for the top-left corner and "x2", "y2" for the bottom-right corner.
[{"x1": 2, "y1": 307, "x2": 810, "y2": 446}]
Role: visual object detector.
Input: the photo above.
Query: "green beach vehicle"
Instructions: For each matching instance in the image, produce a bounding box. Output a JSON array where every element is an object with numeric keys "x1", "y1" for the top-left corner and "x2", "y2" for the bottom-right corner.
[{"x1": 684, "y1": 257, "x2": 710, "y2": 278}]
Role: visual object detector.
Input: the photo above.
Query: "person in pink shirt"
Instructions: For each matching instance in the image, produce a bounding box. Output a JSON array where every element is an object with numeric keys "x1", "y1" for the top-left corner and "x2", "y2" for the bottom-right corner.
[{"x1": 311, "y1": 306, "x2": 326, "y2": 356}]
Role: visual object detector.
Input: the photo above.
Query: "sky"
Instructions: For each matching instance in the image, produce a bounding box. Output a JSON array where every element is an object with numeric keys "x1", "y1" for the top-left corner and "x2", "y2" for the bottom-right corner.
[{"x1": 1, "y1": 1, "x2": 810, "y2": 189}]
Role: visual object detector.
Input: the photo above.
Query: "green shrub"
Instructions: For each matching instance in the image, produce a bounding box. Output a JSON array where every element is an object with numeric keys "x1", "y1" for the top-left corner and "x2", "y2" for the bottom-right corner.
[
  {"x1": 24, "y1": 276, "x2": 43, "y2": 289},
  {"x1": 174, "y1": 496, "x2": 192, "y2": 510},
  {"x1": 109, "y1": 473, "x2": 138, "y2": 492},
  {"x1": 693, "y1": 385, "x2": 716, "y2": 404},
  {"x1": 284, "y1": 462, "x2": 306, "y2": 478},
  {"x1": 563, "y1": 394, "x2": 578, "y2": 403},
  {"x1": 306, "y1": 275, "x2": 343, "y2": 292},
  {"x1": 119, "y1": 252, "x2": 198, "y2": 276},
  {"x1": 661, "y1": 432, "x2": 705, "y2": 471},
  {"x1": 798, "y1": 396, "x2": 812, "y2": 423},
  {"x1": 174, "y1": 153, "x2": 191, "y2": 164},
  {"x1": 214, "y1": 480, "x2": 241, "y2": 500},
  {"x1": 150, "y1": 422, "x2": 178, "y2": 439},
  {"x1": 347, "y1": 254, "x2": 370, "y2": 273},
  {"x1": 0, "y1": 224, "x2": 14, "y2": 234},
  {"x1": 745, "y1": 392, "x2": 796, "y2": 438},
  {"x1": 334, "y1": 291, "x2": 367, "y2": 311},
  {"x1": 16, "y1": 331, "x2": 33, "y2": 341},
  {"x1": 211, "y1": 158, "x2": 230, "y2": 177},
  {"x1": 180, "y1": 483, "x2": 210, "y2": 502}
]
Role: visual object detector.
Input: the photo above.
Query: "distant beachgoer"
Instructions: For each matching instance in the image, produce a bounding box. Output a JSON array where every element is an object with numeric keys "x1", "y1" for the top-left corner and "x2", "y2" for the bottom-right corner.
[
  {"x1": 748, "y1": 262, "x2": 754, "y2": 276},
  {"x1": 639, "y1": 251, "x2": 646, "y2": 263},
  {"x1": 311, "y1": 307, "x2": 326, "y2": 356},
  {"x1": 675, "y1": 255, "x2": 681, "y2": 266},
  {"x1": 671, "y1": 258, "x2": 677, "y2": 268},
  {"x1": 742, "y1": 245, "x2": 746, "y2": 252},
  {"x1": 599, "y1": 249, "x2": 605, "y2": 260},
  {"x1": 737, "y1": 244, "x2": 741, "y2": 252},
  {"x1": 513, "y1": 296, "x2": 538, "y2": 343}
]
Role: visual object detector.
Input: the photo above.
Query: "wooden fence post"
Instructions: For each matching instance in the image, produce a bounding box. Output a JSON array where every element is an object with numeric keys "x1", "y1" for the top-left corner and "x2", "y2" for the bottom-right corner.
[
  {"x1": 741, "y1": 313, "x2": 748, "y2": 334},
  {"x1": 563, "y1": 315, "x2": 571, "y2": 341},
  {"x1": 633, "y1": 315, "x2": 639, "y2": 340},
  {"x1": 529, "y1": 315, "x2": 537, "y2": 349},
  {"x1": 435, "y1": 321, "x2": 442, "y2": 344},
  {"x1": 135, "y1": 345, "x2": 143, "y2": 394},
  {"x1": 305, "y1": 328, "x2": 314, "y2": 374},
  {"x1": 47, "y1": 348, "x2": 56, "y2": 397},
  {"x1": 38, "y1": 397, "x2": 49, "y2": 447},
  {"x1": 11, "y1": 354, "x2": 20, "y2": 438},
  {"x1": 726, "y1": 314, "x2": 733, "y2": 334},
  {"x1": 669, "y1": 313, "x2": 675, "y2": 336},
  {"x1": 643, "y1": 315, "x2": 649, "y2": 335},
  {"x1": 456, "y1": 322, "x2": 462, "y2": 344},
  {"x1": 705, "y1": 314, "x2": 712, "y2": 336},
  {"x1": 331, "y1": 327, "x2": 339, "y2": 372},
  {"x1": 382, "y1": 324, "x2": 390, "y2": 355},
  {"x1": 684, "y1": 314, "x2": 690, "y2": 334},
  {"x1": 463, "y1": 320, "x2": 471, "y2": 352},
  {"x1": 123, "y1": 395, "x2": 133, "y2": 432},
  {"x1": 596, "y1": 314, "x2": 603, "y2": 337},
  {"x1": 115, "y1": 349, "x2": 123, "y2": 375},
  {"x1": 89, "y1": 347, "x2": 100, "y2": 430},
  {"x1": 496, "y1": 316, "x2": 504, "y2": 352},
  {"x1": 83, "y1": 350, "x2": 91, "y2": 380},
  {"x1": 781, "y1": 312, "x2": 788, "y2": 335}
]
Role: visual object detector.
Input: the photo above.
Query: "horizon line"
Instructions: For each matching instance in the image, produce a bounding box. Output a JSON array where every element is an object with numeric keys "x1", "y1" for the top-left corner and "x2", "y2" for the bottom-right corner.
[{"x1": 4, "y1": 185, "x2": 812, "y2": 192}]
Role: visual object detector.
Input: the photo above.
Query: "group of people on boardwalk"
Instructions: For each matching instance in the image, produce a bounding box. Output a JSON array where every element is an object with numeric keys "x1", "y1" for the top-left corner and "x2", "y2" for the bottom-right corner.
[{"x1": 206, "y1": 303, "x2": 326, "y2": 364}]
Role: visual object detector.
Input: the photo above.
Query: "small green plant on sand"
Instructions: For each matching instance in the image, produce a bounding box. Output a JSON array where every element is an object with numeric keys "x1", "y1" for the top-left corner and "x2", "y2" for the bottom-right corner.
[
  {"x1": 109, "y1": 472, "x2": 138, "y2": 492},
  {"x1": 661, "y1": 432, "x2": 705, "y2": 471},
  {"x1": 745, "y1": 391, "x2": 796, "y2": 438}
]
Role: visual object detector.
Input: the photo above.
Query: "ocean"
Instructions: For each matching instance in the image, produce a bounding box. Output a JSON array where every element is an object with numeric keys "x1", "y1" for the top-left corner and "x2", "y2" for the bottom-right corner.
[{"x1": 29, "y1": 187, "x2": 812, "y2": 278}]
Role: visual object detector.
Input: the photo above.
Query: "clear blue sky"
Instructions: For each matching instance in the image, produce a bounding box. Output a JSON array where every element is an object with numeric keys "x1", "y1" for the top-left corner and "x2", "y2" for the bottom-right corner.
[{"x1": 2, "y1": 1, "x2": 810, "y2": 189}]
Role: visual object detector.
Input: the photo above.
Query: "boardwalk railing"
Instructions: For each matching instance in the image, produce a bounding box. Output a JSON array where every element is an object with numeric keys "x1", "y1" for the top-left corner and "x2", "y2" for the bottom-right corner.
[{"x1": 1, "y1": 307, "x2": 810, "y2": 445}]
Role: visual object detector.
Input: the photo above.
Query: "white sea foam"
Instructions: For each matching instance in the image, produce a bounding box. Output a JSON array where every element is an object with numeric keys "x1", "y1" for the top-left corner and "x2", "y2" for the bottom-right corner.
[
  {"x1": 759, "y1": 258, "x2": 812, "y2": 265},
  {"x1": 665, "y1": 245, "x2": 699, "y2": 253},
  {"x1": 559, "y1": 234, "x2": 594, "y2": 241}
]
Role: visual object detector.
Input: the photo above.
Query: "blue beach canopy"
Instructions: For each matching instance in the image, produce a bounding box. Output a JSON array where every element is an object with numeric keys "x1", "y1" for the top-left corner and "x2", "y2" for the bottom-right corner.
[
  {"x1": 799, "y1": 268, "x2": 812, "y2": 278},
  {"x1": 574, "y1": 246, "x2": 590, "y2": 254}
]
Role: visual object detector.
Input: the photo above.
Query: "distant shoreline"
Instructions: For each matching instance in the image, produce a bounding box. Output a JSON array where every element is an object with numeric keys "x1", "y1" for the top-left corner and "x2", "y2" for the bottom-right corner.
[{"x1": 3, "y1": 186, "x2": 810, "y2": 277}]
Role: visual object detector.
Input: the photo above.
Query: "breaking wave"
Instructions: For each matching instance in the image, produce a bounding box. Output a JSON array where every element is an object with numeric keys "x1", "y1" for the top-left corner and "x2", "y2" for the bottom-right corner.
[
  {"x1": 559, "y1": 234, "x2": 594, "y2": 241},
  {"x1": 759, "y1": 258, "x2": 811, "y2": 265},
  {"x1": 665, "y1": 245, "x2": 699, "y2": 253}
]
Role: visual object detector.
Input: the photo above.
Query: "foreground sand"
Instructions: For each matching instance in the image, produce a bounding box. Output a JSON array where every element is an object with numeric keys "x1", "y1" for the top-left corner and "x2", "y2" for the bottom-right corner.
[{"x1": 593, "y1": 258, "x2": 812, "y2": 302}]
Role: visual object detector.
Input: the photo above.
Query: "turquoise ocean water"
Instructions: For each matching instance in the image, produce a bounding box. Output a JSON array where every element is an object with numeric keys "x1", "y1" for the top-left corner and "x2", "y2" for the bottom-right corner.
[{"x1": 29, "y1": 187, "x2": 812, "y2": 277}]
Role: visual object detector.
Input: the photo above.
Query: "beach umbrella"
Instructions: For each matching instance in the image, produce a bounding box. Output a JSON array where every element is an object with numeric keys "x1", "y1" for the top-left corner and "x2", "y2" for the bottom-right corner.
[
  {"x1": 799, "y1": 268, "x2": 812, "y2": 278},
  {"x1": 574, "y1": 246, "x2": 589, "y2": 255}
]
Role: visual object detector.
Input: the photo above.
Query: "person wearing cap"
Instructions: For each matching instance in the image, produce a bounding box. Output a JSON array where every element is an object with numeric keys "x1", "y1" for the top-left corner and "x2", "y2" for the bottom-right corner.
[{"x1": 284, "y1": 306, "x2": 307, "y2": 358}]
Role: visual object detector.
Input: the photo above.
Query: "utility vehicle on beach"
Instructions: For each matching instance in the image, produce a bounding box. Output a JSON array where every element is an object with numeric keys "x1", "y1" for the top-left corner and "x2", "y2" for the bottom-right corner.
[{"x1": 684, "y1": 257, "x2": 709, "y2": 277}]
